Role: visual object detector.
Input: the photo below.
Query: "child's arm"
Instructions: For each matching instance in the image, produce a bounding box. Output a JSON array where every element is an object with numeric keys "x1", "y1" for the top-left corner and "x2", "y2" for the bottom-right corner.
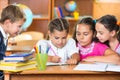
[
  {"x1": 66, "y1": 53, "x2": 80, "y2": 64},
  {"x1": 83, "y1": 49, "x2": 120, "y2": 64},
  {"x1": 48, "y1": 56, "x2": 61, "y2": 63}
]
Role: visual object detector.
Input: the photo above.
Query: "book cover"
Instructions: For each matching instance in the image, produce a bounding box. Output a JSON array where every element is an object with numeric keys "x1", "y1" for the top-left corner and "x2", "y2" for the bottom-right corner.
[
  {"x1": 0, "y1": 63, "x2": 36, "y2": 72},
  {"x1": 55, "y1": 7, "x2": 61, "y2": 18},
  {"x1": 0, "y1": 59, "x2": 36, "y2": 66},
  {"x1": 58, "y1": 6, "x2": 64, "y2": 18},
  {"x1": 5, "y1": 51, "x2": 33, "y2": 57},
  {"x1": 0, "y1": 59, "x2": 36, "y2": 72},
  {"x1": 54, "y1": 7, "x2": 58, "y2": 18},
  {"x1": 4, "y1": 51, "x2": 33, "y2": 62}
]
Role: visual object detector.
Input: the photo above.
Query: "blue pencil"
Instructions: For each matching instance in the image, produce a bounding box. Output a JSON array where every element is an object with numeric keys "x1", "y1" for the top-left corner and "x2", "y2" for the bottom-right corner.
[
  {"x1": 39, "y1": 45, "x2": 41, "y2": 53},
  {"x1": 46, "y1": 46, "x2": 50, "y2": 54}
]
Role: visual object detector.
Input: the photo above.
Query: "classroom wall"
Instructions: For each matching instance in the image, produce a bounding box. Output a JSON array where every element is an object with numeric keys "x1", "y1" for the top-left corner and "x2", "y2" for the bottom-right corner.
[
  {"x1": 93, "y1": 1, "x2": 120, "y2": 21},
  {"x1": 0, "y1": 0, "x2": 8, "y2": 16}
]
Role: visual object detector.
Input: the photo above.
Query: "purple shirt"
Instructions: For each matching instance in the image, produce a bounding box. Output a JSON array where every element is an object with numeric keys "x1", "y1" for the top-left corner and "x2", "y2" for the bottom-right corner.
[{"x1": 77, "y1": 42, "x2": 109, "y2": 60}]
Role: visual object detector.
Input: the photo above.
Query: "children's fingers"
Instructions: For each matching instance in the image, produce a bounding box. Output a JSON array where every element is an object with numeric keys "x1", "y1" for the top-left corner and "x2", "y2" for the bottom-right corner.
[
  {"x1": 52, "y1": 56, "x2": 61, "y2": 63},
  {"x1": 67, "y1": 59, "x2": 77, "y2": 64}
]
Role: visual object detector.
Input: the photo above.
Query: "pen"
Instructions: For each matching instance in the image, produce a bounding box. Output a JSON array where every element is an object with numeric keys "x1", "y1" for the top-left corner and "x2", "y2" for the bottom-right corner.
[
  {"x1": 46, "y1": 46, "x2": 50, "y2": 54},
  {"x1": 34, "y1": 46, "x2": 37, "y2": 53},
  {"x1": 39, "y1": 45, "x2": 41, "y2": 53},
  {"x1": 49, "y1": 46, "x2": 57, "y2": 56}
]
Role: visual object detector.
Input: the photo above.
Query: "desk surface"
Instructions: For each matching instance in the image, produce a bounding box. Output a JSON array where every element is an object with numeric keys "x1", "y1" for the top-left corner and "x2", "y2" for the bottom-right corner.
[
  {"x1": 4, "y1": 65, "x2": 120, "y2": 80},
  {"x1": 5, "y1": 65, "x2": 118, "y2": 74}
]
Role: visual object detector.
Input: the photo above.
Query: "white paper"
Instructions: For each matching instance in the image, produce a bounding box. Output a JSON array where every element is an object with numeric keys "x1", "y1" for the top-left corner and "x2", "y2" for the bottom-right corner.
[
  {"x1": 46, "y1": 62, "x2": 68, "y2": 66},
  {"x1": 73, "y1": 62, "x2": 107, "y2": 72},
  {"x1": 106, "y1": 64, "x2": 120, "y2": 72}
]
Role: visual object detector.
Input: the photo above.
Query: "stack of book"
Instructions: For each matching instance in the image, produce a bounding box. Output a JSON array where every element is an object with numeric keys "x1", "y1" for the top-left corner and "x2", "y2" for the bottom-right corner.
[{"x1": 0, "y1": 51, "x2": 36, "y2": 72}]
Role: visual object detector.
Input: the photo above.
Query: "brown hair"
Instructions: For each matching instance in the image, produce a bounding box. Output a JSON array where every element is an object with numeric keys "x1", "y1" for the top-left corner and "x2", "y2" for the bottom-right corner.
[
  {"x1": 96, "y1": 15, "x2": 120, "y2": 42},
  {"x1": 0, "y1": 5, "x2": 26, "y2": 23}
]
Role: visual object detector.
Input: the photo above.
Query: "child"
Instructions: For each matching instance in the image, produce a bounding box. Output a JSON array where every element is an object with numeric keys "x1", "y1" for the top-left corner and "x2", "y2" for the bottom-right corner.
[
  {"x1": 95, "y1": 15, "x2": 120, "y2": 54},
  {"x1": 73, "y1": 17, "x2": 120, "y2": 64},
  {"x1": 35, "y1": 18, "x2": 80, "y2": 64},
  {"x1": 0, "y1": 5, "x2": 25, "y2": 79}
]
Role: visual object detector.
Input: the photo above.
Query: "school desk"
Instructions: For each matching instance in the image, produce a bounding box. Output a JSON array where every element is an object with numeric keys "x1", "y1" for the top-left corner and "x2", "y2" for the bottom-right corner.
[{"x1": 4, "y1": 65, "x2": 120, "y2": 80}]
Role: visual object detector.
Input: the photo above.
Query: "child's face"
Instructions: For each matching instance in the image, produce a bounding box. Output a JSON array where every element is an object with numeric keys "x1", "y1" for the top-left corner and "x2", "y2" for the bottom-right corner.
[
  {"x1": 76, "y1": 24, "x2": 93, "y2": 47},
  {"x1": 95, "y1": 22, "x2": 111, "y2": 43},
  {"x1": 7, "y1": 19, "x2": 25, "y2": 37},
  {"x1": 49, "y1": 29, "x2": 68, "y2": 48}
]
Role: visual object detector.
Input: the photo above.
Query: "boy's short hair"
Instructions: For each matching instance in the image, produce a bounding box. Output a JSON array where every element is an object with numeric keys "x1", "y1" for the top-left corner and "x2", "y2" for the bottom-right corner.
[{"x1": 0, "y1": 5, "x2": 26, "y2": 23}]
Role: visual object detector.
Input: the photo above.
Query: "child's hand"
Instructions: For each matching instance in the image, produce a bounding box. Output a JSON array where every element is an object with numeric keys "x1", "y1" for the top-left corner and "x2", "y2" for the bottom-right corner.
[
  {"x1": 51, "y1": 56, "x2": 61, "y2": 63},
  {"x1": 66, "y1": 59, "x2": 78, "y2": 65}
]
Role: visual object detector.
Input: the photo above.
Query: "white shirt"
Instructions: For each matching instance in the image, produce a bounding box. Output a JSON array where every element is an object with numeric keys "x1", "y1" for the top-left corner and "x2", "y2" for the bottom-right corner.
[
  {"x1": 0, "y1": 25, "x2": 9, "y2": 46},
  {"x1": 36, "y1": 38, "x2": 79, "y2": 62}
]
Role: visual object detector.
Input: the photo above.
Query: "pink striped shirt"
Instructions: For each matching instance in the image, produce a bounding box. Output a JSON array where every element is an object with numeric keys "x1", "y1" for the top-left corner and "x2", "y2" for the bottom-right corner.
[{"x1": 77, "y1": 42, "x2": 109, "y2": 60}]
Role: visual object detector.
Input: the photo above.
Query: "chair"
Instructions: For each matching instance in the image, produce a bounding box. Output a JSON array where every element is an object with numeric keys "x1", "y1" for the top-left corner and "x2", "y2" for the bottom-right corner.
[
  {"x1": 13, "y1": 31, "x2": 44, "y2": 41},
  {"x1": 8, "y1": 31, "x2": 44, "y2": 48},
  {"x1": 8, "y1": 31, "x2": 43, "y2": 44},
  {"x1": 21, "y1": 31, "x2": 44, "y2": 40}
]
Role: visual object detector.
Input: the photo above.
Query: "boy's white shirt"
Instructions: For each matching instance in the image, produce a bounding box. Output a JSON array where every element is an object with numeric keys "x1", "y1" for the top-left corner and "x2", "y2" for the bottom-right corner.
[
  {"x1": 36, "y1": 38, "x2": 79, "y2": 63},
  {"x1": 0, "y1": 25, "x2": 9, "y2": 45}
]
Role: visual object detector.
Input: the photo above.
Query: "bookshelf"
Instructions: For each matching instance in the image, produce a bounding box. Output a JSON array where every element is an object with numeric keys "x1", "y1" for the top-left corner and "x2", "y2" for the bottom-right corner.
[
  {"x1": 0, "y1": 0, "x2": 93, "y2": 37},
  {"x1": 8, "y1": 0, "x2": 51, "y2": 38},
  {"x1": 51, "y1": 0, "x2": 93, "y2": 35}
]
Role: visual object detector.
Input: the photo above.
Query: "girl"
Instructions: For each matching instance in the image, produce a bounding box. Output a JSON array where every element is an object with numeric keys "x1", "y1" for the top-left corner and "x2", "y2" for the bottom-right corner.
[
  {"x1": 95, "y1": 15, "x2": 120, "y2": 54},
  {"x1": 35, "y1": 18, "x2": 80, "y2": 64},
  {"x1": 73, "y1": 17, "x2": 120, "y2": 64}
]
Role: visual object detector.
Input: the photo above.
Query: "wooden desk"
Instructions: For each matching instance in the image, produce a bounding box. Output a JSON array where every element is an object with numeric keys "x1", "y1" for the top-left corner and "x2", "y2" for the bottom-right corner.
[{"x1": 4, "y1": 65, "x2": 120, "y2": 80}]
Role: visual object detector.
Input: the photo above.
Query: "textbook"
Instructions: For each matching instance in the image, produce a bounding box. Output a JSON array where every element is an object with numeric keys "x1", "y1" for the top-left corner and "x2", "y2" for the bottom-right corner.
[
  {"x1": 106, "y1": 64, "x2": 120, "y2": 72},
  {"x1": 4, "y1": 51, "x2": 33, "y2": 62},
  {"x1": 0, "y1": 59, "x2": 36, "y2": 72},
  {"x1": 73, "y1": 62, "x2": 107, "y2": 72},
  {"x1": 0, "y1": 59, "x2": 36, "y2": 66},
  {"x1": 73, "y1": 62, "x2": 120, "y2": 72},
  {"x1": 0, "y1": 63, "x2": 36, "y2": 72}
]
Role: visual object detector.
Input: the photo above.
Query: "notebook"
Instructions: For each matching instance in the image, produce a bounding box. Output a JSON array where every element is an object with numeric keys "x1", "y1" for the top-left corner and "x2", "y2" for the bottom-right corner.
[
  {"x1": 74, "y1": 62, "x2": 120, "y2": 72},
  {"x1": 4, "y1": 51, "x2": 33, "y2": 62}
]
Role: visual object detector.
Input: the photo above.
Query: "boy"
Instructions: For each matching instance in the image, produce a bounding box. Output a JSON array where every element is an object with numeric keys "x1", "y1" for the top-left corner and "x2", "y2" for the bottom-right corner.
[{"x1": 0, "y1": 5, "x2": 25, "y2": 79}]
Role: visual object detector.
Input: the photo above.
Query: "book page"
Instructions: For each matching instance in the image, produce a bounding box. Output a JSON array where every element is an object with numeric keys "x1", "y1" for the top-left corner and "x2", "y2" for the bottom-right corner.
[
  {"x1": 106, "y1": 64, "x2": 120, "y2": 72},
  {"x1": 46, "y1": 62, "x2": 68, "y2": 66},
  {"x1": 73, "y1": 62, "x2": 107, "y2": 72}
]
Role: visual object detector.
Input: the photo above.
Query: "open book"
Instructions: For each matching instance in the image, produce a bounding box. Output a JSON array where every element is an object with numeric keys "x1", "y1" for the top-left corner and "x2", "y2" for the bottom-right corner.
[{"x1": 73, "y1": 62, "x2": 120, "y2": 72}]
